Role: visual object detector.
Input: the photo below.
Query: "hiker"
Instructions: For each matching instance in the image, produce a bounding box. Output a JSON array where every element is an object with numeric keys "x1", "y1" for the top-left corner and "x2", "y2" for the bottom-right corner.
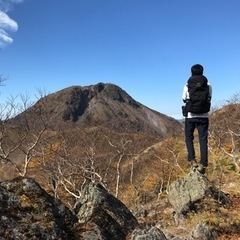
[{"x1": 182, "y1": 64, "x2": 212, "y2": 174}]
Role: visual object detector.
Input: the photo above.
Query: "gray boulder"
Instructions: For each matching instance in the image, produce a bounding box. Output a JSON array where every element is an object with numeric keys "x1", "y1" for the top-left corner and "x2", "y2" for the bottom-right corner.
[
  {"x1": 131, "y1": 226, "x2": 168, "y2": 240},
  {"x1": 0, "y1": 177, "x2": 78, "y2": 240},
  {"x1": 188, "y1": 222, "x2": 217, "y2": 240},
  {"x1": 75, "y1": 182, "x2": 138, "y2": 240},
  {"x1": 168, "y1": 170, "x2": 231, "y2": 218}
]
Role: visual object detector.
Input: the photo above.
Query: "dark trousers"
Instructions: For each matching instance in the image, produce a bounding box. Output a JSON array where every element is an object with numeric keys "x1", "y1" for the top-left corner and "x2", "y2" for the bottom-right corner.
[{"x1": 185, "y1": 118, "x2": 209, "y2": 167}]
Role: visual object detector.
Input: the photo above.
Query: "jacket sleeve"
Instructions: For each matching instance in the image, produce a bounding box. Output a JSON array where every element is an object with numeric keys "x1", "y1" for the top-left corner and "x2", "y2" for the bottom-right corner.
[{"x1": 182, "y1": 84, "x2": 189, "y2": 103}]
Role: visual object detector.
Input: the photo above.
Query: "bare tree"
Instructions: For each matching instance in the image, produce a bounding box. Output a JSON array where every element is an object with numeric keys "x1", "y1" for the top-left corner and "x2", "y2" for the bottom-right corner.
[
  {"x1": 0, "y1": 92, "x2": 53, "y2": 178},
  {"x1": 105, "y1": 136, "x2": 134, "y2": 198},
  {"x1": 37, "y1": 128, "x2": 109, "y2": 208},
  {"x1": 209, "y1": 93, "x2": 240, "y2": 173}
]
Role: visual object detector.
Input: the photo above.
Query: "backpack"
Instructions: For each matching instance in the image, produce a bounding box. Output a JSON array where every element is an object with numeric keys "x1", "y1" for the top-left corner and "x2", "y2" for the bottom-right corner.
[{"x1": 186, "y1": 76, "x2": 211, "y2": 114}]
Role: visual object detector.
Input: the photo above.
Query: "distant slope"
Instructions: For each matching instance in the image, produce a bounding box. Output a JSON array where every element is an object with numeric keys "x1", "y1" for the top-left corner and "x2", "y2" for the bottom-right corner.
[{"x1": 10, "y1": 83, "x2": 181, "y2": 138}]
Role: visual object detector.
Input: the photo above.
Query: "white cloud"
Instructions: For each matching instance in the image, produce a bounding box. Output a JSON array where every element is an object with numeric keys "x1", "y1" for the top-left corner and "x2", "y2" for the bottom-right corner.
[
  {"x1": 0, "y1": 0, "x2": 23, "y2": 48},
  {"x1": 0, "y1": 11, "x2": 18, "y2": 31},
  {"x1": 0, "y1": 28, "x2": 13, "y2": 47}
]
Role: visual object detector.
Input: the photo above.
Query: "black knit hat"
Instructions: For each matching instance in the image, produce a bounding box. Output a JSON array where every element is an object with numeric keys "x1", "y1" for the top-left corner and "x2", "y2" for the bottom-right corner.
[{"x1": 191, "y1": 64, "x2": 204, "y2": 76}]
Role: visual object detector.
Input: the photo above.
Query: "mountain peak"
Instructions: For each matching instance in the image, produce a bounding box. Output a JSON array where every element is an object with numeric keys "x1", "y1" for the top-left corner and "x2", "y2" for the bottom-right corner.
[
  {"x1": 60, "y1": 83, "x2": 140, "y2": 122},
  {"x1": 12, "y1": 83, "x2": 181, "y2": 138}
]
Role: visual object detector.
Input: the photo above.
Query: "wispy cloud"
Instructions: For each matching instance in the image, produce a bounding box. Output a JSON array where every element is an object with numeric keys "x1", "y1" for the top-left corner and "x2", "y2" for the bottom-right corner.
[{"x1": 0, "y1": 0, "x2": 23, "y2": 48}]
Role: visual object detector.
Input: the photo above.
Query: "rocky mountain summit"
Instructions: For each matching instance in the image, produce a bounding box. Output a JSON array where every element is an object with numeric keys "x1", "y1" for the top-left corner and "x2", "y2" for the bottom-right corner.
[
  {"x1": 0, "y1": 171, "x2": 231, "y2": 239},
  {"x1": 11, "y1": 82, "x2": 181, "y2": 137}
]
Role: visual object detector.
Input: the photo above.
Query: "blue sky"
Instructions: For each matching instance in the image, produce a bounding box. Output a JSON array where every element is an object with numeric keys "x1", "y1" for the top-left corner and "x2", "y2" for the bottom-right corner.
[{"x1": 1, "y1": 0, "x2": 240, "y2": 119}]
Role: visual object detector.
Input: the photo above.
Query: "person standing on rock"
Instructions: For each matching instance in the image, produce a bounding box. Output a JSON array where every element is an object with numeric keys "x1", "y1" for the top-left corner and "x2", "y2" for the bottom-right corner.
[{"x1": 182, "y1": 64, "x2": 212, "y2": 174}]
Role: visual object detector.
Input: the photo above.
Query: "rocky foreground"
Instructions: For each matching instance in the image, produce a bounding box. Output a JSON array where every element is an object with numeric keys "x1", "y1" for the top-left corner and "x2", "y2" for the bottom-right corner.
[{"x1": 0, "y1": 171, "x2": 231, "y2": 239}]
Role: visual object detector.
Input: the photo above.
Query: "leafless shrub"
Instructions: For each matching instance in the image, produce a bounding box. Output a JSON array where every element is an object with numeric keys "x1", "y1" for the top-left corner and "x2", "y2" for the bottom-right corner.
[
  {"x1": 209, "y1": 92, "x2": 240, "y2": 173},
  {"x1": 0, "y1": 92, "x2": 53, "y2": 178}
]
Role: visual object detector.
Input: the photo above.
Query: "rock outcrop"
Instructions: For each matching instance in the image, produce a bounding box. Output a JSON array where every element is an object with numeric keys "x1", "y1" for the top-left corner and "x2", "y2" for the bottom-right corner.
[
  {"x1": 168, "y1": 170, "x2": 231, "y2": 219},
  {"x1": 131, "y1": 226, "x2": 168, "y2": 240},
  {"x1": 0, "y1": 177, "x2": 139, "y2": 239},
  {"x1": 0, "y1": 177, "x2": 78, "y2": 239},
  {"x1": 75, "y1": 182, "x2": 138, "y2": 240},
  {"x1": 188, "y1": 222, "x2": 217, "y2": 240}
]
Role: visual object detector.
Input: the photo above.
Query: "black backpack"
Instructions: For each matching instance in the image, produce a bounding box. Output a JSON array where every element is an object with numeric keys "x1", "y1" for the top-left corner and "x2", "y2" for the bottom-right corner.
[{"x1": 186, "y1": 76, "x2": 211, "y2": 114}]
